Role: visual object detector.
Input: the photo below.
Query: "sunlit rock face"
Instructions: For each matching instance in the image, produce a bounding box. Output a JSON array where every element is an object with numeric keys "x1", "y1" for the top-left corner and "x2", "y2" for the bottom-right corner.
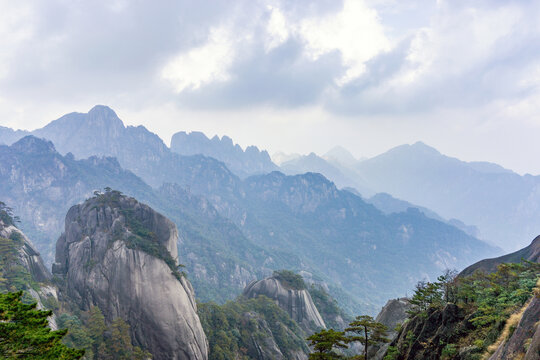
[{"x1": 53, "y1": 193, "x2": 208, "y2": 360}]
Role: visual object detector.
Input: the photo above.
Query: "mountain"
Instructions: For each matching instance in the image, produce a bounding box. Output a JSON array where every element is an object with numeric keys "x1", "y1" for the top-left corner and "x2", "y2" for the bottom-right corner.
[
  {"x1": 0, "y1": 136, "x2": 300, "y2": 306},
  {"x1": 0, "y1": 107, "x2": 502, "y2": 314},
  {"x1": 53, "y1": 192, "x2": 208, "y2": 359},
  {"x1": 280, "y1": 152, "x2": 373, "y2": 195},
  {"x1": 0, "y1": 135, "x2": 154, "y2": 262},
  {"x1": 323, "y1": 146, "x2": 363, "y2": 168},
  {"x1": 460, "y1": 235, "x2": 540, "y2": 276},
  {"x1": 0, "y1": 126, "x2": 30, "y2": 145},
  {"x1": 232, "y1": 171, "x2": 499, "y2": 313},
  {"x1": 355, "y1": 141, "x2": 540, "y2": 251},
  {"x1": 366, "y1": 193, "x2": 480, "y2": 238},
  {"x1": 170, "y1": 131, "x2": 279, "y2": 178}
]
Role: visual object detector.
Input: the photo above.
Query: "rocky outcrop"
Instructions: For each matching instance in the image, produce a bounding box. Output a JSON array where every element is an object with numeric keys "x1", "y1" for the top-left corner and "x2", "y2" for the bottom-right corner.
[
  {"x1": 0, "y1": 220, "x2": 50, "y2": 283},
  {"x1": 53, "y1": 193, "x2": 208, "y2": 360},
  {"x1": 241, "y1": 311, "x2": 308, "y2": 360},
  {"x1": 488, "y1": 296, "x2": 540, "y2": 360},
  {"x1": 372, "y1": 298, "x2": 411, "y2": 360},
  {"x1": 388, "y1": 303, "x2": 468, "y2": 360},
  {"x1": 243, "y1": 276, "x2": 325, "y2": 333}
]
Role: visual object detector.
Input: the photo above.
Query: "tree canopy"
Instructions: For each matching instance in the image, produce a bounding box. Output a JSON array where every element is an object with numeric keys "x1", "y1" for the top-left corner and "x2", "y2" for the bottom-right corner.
[{"x1": 0, "y1": 291, "x2": 85, "y2": 359}]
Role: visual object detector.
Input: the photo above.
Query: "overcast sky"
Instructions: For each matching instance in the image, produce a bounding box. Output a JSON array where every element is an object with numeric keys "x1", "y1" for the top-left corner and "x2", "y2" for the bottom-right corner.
[{"x1": 1, "y1": 0, "x2": 540, "y2": 174}]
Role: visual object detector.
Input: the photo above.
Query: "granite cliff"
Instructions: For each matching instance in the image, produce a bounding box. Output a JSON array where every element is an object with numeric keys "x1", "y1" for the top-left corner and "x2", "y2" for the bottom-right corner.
[
  {"x1": 53, "y1": 191, "x2": 208, "y2": 360},
  {"x1": 243, "y1": 271, "x2": 325, "y2": 333}
]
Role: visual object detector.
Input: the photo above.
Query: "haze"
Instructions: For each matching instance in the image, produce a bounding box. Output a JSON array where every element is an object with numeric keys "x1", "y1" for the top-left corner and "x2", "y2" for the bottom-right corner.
[{"x1": 1, "y1": 0, "x2": 540, "y2": 174}]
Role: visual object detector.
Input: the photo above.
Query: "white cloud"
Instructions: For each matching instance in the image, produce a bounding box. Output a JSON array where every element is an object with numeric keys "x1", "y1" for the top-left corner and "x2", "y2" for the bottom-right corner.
[
  {"x1": 161, "y1": 27, "x2": 238, "y2": 93},
  {"x1": 299, "y1": 0, "x2": 390, "y2": 84}
]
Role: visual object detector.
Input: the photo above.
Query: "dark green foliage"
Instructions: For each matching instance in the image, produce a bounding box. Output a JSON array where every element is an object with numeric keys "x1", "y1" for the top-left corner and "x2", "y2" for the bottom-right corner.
[
  {"x1": 345, "y1": 315, "x2": 390, "y2": 360},
  {"x1": 0, "y1": 291, "x2": 85, "y2": 359},
  {"x1": 198, "y1": 295, "x2": 308, "y2": 359},
  {"x1": 0, "y1": 233, "x2": 37, "y2": 294},
  {"x1": 57, "y1": 305, "x2": 150, "y2": 360},
  {"x1": 307, "y1": 329, "x2": 348, "y2": 359},
  {"x1": 273, "y1": 270, "x2": 306, "y2": 290},
  {"x1": 388, "y1": 261, "x2": 540, "y2": 359}
]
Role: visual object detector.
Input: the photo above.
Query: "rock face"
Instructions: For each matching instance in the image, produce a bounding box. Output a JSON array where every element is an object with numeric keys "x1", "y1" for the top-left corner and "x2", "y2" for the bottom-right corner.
[
  {"x1": 488, "y1": 296, "x2": 540, "y2": 360},
  {"x1": 243, "y1": 276, "x2": 325, "y2": 332},
  {"x1": 53, "y1": 193, "x2": 208, "y2": 360},
  {"x1": 241, "y1": 311, "x2": 308, "y2": 360},
  {"x1": 0, "y1": 219, "x2": 50, "y2": 283},
  {"x1": 372, "y1": 298, "x2": 411, "y2": 360},
  {"x1": 389, "y1": 303, "x2": 467, "y2": 360}
]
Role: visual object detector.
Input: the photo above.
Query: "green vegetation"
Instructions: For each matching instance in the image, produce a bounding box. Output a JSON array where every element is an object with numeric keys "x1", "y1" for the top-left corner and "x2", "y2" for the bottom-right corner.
[
  {"x1": 307, "y1": 315, "x2": 389, "y2": 359},
  {"x1": 0, "y1": 291, "x2": 84, "y2": 359},
  {"x1": 273, "y1": 269, "x2": 306, "y2": 290},
  {"x1": 391, "y1": 261, "x2": 540, "y2": 359},
  {"x1": 345, "y1": 315, "x2": 390, "y2": 360},
  {"x1": 0, "y1": 205, "x2": 38, "y2": 300},
  {"x1": 94, "y1": 189, "x2": 185, "y2": 280},
  {"x1": 57, "y1": 306, "x2": 150, "y2": 360},
  {"x1": 198, "y1": 295, "x2": 308, "y2": 360},
  {"x1": 307, "y1": 329, "x2": 348, "y2": 359}
]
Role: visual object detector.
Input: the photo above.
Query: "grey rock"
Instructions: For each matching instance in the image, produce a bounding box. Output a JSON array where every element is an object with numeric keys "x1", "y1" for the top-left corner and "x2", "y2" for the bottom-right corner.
[
  {"x1": 488, "y1": 296, "x2": 540, "y2": 360},
  {"x1": 243, "y1": 276, "x2": 325, "y2": 333},
  {"x1": 0, "y1": 223, "x2": 51, "y2": 283},
  {"x1": 372, "y1": 298, "x2": 411, "y2": 360},
  {"x1": 54, "y1": 194, "x2": 208, "y2": 360}
]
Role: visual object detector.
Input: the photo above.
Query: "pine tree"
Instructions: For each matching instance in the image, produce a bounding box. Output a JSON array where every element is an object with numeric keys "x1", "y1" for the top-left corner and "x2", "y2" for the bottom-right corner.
[
  {"x1": 307, "y1": 328, "x2": 348, "y2": 359},
  {"x1": 345, "y1": 315, "x2": 390, "y2": 360},
  {"x1": 0, "y1": 291, "x2": 85, "y2": 359}
]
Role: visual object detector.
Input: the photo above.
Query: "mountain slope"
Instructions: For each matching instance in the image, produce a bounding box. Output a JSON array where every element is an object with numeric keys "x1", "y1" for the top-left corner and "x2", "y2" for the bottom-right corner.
[
  {"x1": 355, "y1": 142, "x2": 540, "y2": 250},
  {"x1": 460, "y1": 235, "x2": 540, "y2": 276}
]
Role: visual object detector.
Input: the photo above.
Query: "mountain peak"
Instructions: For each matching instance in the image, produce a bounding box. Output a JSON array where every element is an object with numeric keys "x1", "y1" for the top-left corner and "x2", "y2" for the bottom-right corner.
[
  {"x1": 11, "y1": 135, "x2": 56, "y2": 154},
  {"x1": 409, "y1": 141, "x2": 441, "y2": 155},
  {"x1": 88, "y1": 104, "x2": 118, "y2": 117}
]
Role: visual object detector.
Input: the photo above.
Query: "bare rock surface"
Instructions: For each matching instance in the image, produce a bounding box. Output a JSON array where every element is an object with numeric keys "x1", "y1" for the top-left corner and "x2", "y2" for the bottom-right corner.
[
  {"x1": 243, "y1": 276, "x2": 325, "y2": 332},
  {"x1": 53, "y1": 193, "x2": 208, "y2": 360}
]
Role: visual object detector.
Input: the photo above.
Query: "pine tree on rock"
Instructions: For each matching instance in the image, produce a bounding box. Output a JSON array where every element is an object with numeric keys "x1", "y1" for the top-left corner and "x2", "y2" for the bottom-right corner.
[{"x1": 345, "y1": 315, "x2": 390, "y2": 360}]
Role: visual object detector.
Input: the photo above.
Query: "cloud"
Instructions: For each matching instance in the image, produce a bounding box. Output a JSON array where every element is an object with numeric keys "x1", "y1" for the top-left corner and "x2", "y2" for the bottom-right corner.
[{"x1": 1, "y1": 0, "x2": 540, "y2": 138}]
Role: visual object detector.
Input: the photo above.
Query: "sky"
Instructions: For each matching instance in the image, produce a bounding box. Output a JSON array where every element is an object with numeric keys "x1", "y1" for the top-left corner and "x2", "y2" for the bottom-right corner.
[{"x1": 1, "y1": 0, "x2": 540, "y2": 174}]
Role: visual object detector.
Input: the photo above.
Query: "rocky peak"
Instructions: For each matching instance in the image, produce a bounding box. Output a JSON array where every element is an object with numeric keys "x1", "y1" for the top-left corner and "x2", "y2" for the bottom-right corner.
[
  {"x1": 53, "y1": 192, "x2": 208, "y2": 359},
  {"x1": 10, "y1": 136, "x2": 56, "y2": 155},
  {"x1": 243, "y1": 271, "x2": 326, "y2": 333}
]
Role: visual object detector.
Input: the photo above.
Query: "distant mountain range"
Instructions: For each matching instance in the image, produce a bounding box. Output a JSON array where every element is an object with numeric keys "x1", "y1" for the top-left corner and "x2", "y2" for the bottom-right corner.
[
  {"x1": 277, "y1": 142, "x2": 540, "y2": 251},
  {"x1": 0, "y1": 105, "x2": 501, "y2": 315},
  {"x1": 171, "y1": 131, "x2": 278, "y2": 178}
]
